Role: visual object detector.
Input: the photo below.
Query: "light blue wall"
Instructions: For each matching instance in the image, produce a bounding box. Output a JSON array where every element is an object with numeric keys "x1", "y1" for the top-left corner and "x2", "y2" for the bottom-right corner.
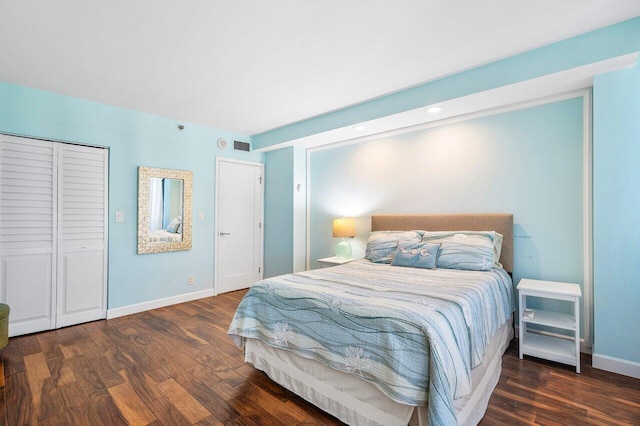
[
  {"x1": 264, "y1": 147, "x2": 294, "y2": 277},
  {"x1": 292, "y1": 146, "x2": 307, "y2": 272},
  {"x1": 309, "y1": 98, "x2": 585, "y2": 332},
  {"x1": 254, "y1": 18, "x2": 640, "y2": 149},
  {"x1": 0, "y1": 82, "x2": 261, "y2": 309},
  {"x1": 593, "y1": 63, "x2": 640, "y2": 364}
]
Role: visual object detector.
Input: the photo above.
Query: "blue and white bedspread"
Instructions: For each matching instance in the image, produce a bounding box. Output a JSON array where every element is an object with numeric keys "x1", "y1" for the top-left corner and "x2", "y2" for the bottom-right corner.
[{"x1": 228, "y1": 260, "x2": 514, "y2": 425}]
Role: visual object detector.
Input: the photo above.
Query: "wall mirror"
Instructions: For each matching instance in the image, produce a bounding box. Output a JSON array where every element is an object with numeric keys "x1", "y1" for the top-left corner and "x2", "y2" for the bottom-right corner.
[{"x1": 138, "y1": 166, "x2": 193, "y2": 254}]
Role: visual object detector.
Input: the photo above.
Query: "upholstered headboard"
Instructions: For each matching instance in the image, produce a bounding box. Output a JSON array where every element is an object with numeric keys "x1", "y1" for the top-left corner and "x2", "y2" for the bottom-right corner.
[{"x1": 371, "y1": 213, "x2": 514, "y2": 273}]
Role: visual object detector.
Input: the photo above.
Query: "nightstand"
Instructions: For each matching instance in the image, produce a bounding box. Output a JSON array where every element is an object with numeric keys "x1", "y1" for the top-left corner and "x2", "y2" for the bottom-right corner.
[
  {"x1": 317, "y1": 257, "x2": 357, "y2": 268},
  {"x1": 517, "y1": 278, "x2": 582, "y2": 373}
]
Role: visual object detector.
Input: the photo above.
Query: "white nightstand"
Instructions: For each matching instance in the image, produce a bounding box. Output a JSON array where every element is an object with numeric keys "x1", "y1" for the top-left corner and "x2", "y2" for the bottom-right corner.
[
  {"x1": 517, "y1": 278, "x2": 582, "y2": 373},
  {"x1": 317, "y1": 257, "x2": 357, "y2": 268}
]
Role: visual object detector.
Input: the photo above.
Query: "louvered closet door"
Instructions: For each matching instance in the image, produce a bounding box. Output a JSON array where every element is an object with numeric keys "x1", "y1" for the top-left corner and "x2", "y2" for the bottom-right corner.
[
  {"x1": 0, "y1": 135, "x2": 57, "y2": 336},
  {"x1": 57, "y1": 144, "x2": 107, "y2": 328}
]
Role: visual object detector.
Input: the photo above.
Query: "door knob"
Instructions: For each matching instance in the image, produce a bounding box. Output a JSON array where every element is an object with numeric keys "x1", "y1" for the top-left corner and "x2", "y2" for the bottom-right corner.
[{"x1": 219, "y1": 232, "x2": 231, "y2": 236}]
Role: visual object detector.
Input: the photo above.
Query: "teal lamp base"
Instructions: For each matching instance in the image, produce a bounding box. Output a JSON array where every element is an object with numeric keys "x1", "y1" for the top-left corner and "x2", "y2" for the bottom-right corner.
[{"x1": 335, "y1": 238, "x2": 352, "y2": 259}]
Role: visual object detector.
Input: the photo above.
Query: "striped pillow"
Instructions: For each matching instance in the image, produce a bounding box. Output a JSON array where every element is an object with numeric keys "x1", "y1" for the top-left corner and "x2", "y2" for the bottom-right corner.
[
  {"x1": 365, "y1": 231, "x2": 423, "y2": 264},
  {"x1": 422, "y1": 231, "x2": 503, "y2": 268},
  {"x1": 435, "y1": 241, "x2": 494, "y2": 271}
]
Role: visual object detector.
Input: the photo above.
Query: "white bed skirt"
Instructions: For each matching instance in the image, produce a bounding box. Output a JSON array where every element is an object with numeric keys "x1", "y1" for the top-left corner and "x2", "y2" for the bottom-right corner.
[{"x1": 244, "y1": 318, "x2": 513, "y2": 426}]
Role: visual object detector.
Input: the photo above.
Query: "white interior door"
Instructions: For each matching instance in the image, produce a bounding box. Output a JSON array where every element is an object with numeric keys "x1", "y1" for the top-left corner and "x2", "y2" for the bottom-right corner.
[
  {"x1": 215, "y1": 158, "x2": 263, "y2": 294},
  {"x1": 56, "y1": 144, "x2": 108, "y2": 328},
  {"x1": 0, "y1": 135, "x2": 57, "y2": 336}
]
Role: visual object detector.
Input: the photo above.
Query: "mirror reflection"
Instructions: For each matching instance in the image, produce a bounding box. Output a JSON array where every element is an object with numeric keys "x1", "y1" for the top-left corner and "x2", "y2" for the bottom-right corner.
[
  {"x1": 138, "y1": 166, "x2": 192, "y2": 254},
  {"x1": 149, "y1": 178, "x2": 184, "y2": 242}
]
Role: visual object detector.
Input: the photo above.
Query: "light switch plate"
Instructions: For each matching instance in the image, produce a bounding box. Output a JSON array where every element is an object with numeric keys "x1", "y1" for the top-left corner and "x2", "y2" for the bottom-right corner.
[
  {"x1": 198, "y1": 211, "x2": 205, "y2": 221},
  {"x1": 115, "y1": 211, "x2": 124, "y2": 222}
]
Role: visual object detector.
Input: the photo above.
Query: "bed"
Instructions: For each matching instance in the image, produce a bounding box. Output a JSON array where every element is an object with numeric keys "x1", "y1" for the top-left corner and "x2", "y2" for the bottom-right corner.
[
  {"x1": 148, "y1": 229, "x2": 182, "y2": 242},
  {"x1": 229, "y1": 213, "x2": 514, "y2": 425}
]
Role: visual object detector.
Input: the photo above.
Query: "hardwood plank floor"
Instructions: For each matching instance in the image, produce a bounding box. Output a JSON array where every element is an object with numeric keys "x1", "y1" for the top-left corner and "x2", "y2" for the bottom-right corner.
[{"x1": 0, "y1": 289, "x2": 638, "y2": 425}]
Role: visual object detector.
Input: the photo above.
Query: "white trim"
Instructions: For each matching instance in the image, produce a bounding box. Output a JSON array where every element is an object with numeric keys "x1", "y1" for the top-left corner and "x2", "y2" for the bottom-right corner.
[
  {"x1": 309, "y1": 90, "x2": 588, "y2": 154},
  {"x1": 592, "y1": 353, "x2": 640, "y2": 379},
  {"x1": 106, "y1": 289, "x2": 214, "y2": 320},
  {"x1": 0, "y1": 131, "x2": 110, "y2": 150},
  {"x1": 582, "y1": 91, "x2": 593, "y2": 350},
  {"x1": 103, "y1": 148, "x2": 110, "y2": 321},
  {"x1": 306, "y1": 149, "x2": 312, "y2": 270},
  {"x1": 214, "y1": 156, "x2": 264, "y2": 294}
]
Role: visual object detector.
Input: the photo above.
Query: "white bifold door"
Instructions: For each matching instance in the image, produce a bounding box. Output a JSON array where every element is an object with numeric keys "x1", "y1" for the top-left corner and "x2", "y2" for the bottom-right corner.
[{"x1": 0, "y1": 134, "x2": 108, "y2": 337}]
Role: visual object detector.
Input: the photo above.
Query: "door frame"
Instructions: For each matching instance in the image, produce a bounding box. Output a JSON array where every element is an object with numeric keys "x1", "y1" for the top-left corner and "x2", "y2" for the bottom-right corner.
[{"x1": 214, "y1": 156, "x2": 264, "y2": 295}]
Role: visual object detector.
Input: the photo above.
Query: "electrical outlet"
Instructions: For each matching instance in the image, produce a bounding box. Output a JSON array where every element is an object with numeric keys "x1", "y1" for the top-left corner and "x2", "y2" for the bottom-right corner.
[
  {"x1": 115, "y1": 211, "x2": 124, "y2": 222},
  {"x1": 187, "y1": 275, "x2": 194, "y2": 285},
  {"x1": 198, "y1": 211, "x2": 205, "y2": 221}
]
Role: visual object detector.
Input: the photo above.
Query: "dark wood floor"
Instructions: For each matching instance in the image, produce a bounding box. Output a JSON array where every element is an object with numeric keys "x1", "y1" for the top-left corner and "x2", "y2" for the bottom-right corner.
[{"x1": 1, "y1": 290, "x2": 639, "y2": 425}]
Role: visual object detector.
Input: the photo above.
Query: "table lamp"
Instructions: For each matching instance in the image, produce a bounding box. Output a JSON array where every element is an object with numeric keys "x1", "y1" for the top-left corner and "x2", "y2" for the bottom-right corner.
[{"x1": 333, "y1": 217, "x2": 355, "y2": 259}]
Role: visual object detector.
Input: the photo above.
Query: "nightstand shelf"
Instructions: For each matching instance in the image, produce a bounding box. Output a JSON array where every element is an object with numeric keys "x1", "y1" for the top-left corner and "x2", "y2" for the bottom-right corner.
[
  {"x1": 517, "y1": 278, "x2": 582, "y2": 373},
  {"x1": 521, "y1": 332, "x2": 576, "y2": 366},
  {"x1": 521, "y1": 309, "x2": 576, "y2": 330},
  {"x1": 317, "y1": 257, "x2": 357, "y2": 268}
]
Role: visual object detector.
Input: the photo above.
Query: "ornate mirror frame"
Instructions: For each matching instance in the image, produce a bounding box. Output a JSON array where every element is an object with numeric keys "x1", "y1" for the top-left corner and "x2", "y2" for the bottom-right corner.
[{"x1": 137, "y1": 166, "x2": 193, "y2": 254}]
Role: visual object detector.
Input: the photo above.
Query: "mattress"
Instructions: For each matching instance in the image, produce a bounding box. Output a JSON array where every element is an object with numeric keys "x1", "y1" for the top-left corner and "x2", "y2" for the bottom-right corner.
[
  {"x1": 148, "y1": 229, "x2": 182, "y2": 242},
  {"x1": 244, "y1": 317, "x2": 512, "y2": 426}
]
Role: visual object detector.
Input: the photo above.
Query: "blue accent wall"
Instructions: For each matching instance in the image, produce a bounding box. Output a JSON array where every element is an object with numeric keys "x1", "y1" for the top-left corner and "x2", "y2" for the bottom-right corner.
[
  {"x1": 0, "y1": 82, "x2": 261, "y2": 309},
  {"x1": 264, "y1": 147, "x2": 294, "y2": 277},
  {"x1": 593, "y1": 63, "x2": 640, "y2": 364},
  {"x1": 309, "y1": 98, "x2": 585, "y2": 331}
]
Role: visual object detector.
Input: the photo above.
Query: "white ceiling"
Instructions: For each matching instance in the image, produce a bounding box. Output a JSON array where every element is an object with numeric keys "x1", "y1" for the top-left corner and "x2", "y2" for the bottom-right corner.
[{"x1": 0, "y1": 1, "x2": 638, "y2": 136}]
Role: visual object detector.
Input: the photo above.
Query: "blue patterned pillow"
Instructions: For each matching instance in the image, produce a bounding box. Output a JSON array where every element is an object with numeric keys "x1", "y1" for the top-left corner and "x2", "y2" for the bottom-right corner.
[
  {"x1": 436, "y1": 241, "x2": 494, "y2": 271},
  {"x1": 365, "y1": 231, "x2": 423, "y2": 264},
  {"x1": 422, "y1": 231, "x2": 501, "y2": 269},
  {"x1": 391, "y1": 242, "x2": 440, "y2": 269},
  {"x1": 166, "y1": 217, "x2": 182, "y2": 233}
]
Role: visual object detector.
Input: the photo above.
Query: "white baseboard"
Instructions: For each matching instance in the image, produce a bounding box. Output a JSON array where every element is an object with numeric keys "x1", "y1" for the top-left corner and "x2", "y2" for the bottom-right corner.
[
  {"x1": 592, "y1": 353, "x2": 640, "y2": 379},
  {"x1": 106, "y1": 289, "x2": 215, "y2": 320}
]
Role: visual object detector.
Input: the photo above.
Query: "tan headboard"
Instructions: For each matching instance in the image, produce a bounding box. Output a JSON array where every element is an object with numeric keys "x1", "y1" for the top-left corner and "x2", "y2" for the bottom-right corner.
[{"x1": 371, "y1": 213, "x2": 514, "y2": 273}]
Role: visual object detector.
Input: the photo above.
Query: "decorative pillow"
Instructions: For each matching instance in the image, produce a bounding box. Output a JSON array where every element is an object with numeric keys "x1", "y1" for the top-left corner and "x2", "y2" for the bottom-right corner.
[
  {"x1": 166, "y1": 217, "x2": 182, "y2": 233},
  {"x1": 434, "y1": 241, "x2": 494, "y2": 271},
  {"x1": 391, "y1": 242, "x2": 440, "y2": 269},
  {"x1": 422, "y1": 231, "x2": 503, "y2": 268},
  {"x1": 365, "y1": 231, "x2": 423, "y2": 264}
]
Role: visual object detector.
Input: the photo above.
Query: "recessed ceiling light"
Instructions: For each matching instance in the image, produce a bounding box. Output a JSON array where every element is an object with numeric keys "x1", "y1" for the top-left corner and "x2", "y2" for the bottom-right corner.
[
  {"x1": 426, "y1": 106, "x2": 443, "y2": 114},
  {"x1": 353, "y1": 124, "x2": 366, "y2": 131}
]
